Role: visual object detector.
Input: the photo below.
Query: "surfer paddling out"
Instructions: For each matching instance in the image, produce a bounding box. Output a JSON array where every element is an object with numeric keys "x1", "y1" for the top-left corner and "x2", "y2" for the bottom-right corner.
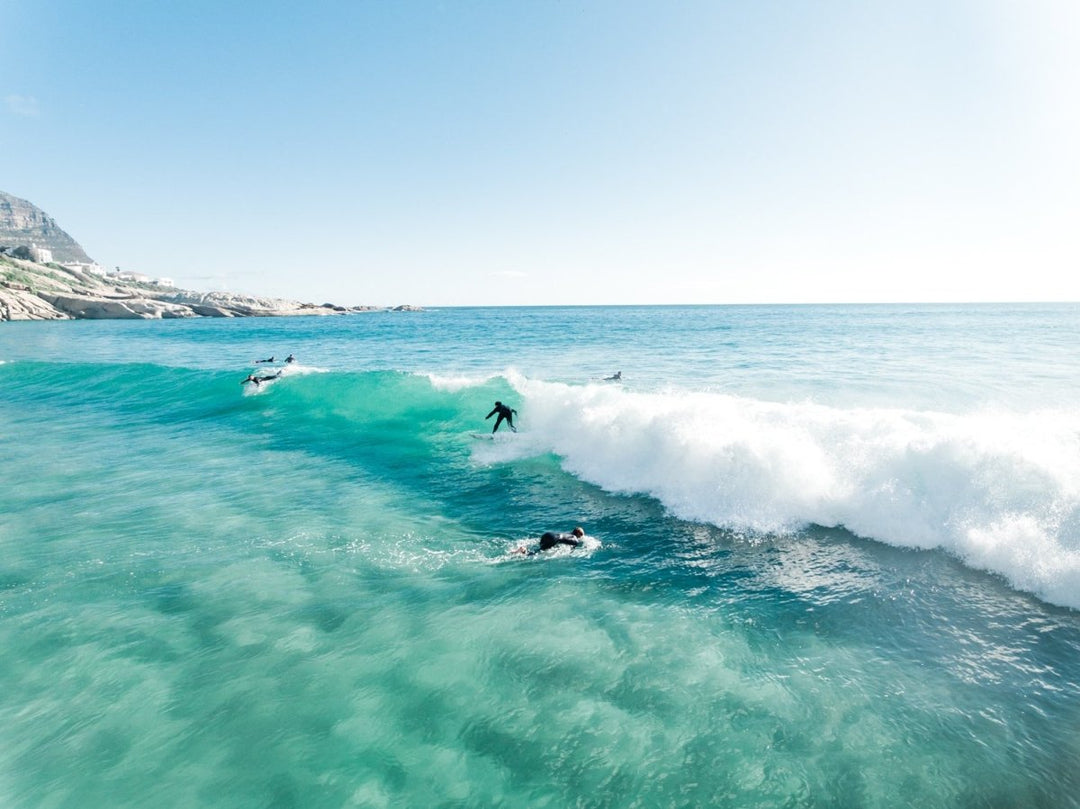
[
  {"x1": 515, "y1": 527, "x2": 585, "y2": 556},
  {"x1": 242, "y1": 371, "x2": 281, "y2": 386}
]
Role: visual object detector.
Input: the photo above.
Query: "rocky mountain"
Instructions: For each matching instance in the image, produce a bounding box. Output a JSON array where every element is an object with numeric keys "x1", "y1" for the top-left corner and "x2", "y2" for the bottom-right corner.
[
  {"x1": 0, "y1": 190, "x2": 415, "y2": 321},
  {"x1": 0, "y1": 191, "x2": 94, "y2": 264}
]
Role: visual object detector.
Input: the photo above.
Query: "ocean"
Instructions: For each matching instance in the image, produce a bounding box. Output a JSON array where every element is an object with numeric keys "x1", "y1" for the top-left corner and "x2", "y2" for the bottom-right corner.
[{"x1": 2, "y1": 303, "x2": 1079, "y2": 808}]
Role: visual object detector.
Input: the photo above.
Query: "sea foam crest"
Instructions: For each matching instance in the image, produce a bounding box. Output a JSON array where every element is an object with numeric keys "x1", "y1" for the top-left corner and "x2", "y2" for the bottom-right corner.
[
  {"x1": 511, "y1": 378, "x2": 1080, "y2": 609},
  {"x1": 426, "y1": 372, "x2": 500, "y2": 392}
]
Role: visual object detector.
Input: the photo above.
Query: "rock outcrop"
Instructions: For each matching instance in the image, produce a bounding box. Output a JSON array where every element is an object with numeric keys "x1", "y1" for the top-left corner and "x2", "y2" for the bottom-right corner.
[
  {"x1": 0, "y1": 191, "x2": 93, "y2": 264},
  {"x1": 0, "y1": 254, "x2": 381, "y2": 321}
]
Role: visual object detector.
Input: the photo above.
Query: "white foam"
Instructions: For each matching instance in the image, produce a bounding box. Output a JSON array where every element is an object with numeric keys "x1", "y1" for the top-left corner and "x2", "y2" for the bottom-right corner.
[
  {"x1": 425, "y1": 371, "x2": 499, "y2": 392},
  {"x1": 278, "y1": 363, "x2": 328, "y2": 376},
  {"x1": 509, "y1": 378, "x2": 1080, "y2": 609},
  {"x1": 241, "y1": 383, "x2": 273, "y2": 396}
]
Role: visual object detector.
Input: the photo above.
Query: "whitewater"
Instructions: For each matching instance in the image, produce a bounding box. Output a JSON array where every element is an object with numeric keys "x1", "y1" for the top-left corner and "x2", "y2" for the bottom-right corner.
[{"x1": 2, "y1": 304, "x2": 1079, "y2": 808}]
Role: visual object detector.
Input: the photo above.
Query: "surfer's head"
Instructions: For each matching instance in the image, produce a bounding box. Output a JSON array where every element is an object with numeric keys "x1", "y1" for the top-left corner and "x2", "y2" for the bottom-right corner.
[
  {"x1": 494, "y1": 400, "x2": 502, "y2": 407},
  {"x1": 573, "y1": 527, "x2": 584, "y2": 538}
]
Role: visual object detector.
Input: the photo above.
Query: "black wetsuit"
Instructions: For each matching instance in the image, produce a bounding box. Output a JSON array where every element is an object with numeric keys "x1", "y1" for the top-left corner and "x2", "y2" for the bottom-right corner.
[
  {"x1": 486, "y1": 403, "x2": 517, "y2": 433},
  {"x1": 243, "y1": 372, "x2": 281, "y2": 386},
  {"x1": 539, "y1": 532, "x2": 582, "y2": 551}
]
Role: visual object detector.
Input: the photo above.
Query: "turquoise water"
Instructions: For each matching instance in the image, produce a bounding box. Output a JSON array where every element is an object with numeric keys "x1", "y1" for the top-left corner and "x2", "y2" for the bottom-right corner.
[{"x1": 2, "y1": 305, "x2": 1080, "y2": 808}]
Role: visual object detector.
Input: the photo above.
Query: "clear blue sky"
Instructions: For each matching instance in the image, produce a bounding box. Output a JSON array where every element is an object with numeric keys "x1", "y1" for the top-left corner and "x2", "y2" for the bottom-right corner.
[{"x1": 3, "y1": 1, "x2": 1078, "y2": 306}]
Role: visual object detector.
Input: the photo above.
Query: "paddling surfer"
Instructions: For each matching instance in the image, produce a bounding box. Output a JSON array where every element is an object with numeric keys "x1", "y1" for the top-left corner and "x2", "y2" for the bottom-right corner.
[
  {"x1": 242, "y1": 371, "x2": 281, "y2": 386},
  {"x1": 515, "y1": 527, "x2": 585, "y2": 555}
]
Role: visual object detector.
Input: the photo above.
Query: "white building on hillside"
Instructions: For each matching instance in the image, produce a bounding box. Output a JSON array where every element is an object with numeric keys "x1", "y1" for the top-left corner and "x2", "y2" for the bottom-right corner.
[{"x1": 29, "y1": 244, "x2": 53, "y2": 263}]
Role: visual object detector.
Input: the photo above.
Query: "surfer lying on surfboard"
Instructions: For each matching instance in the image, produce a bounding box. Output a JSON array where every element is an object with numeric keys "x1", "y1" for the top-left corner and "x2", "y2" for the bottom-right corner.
[
  {"x1": 515, "y1": 527, "x2": 585, "y2": 555},
  {"x1": 242, "y1": 371, "x2": 281, "y2": 386}
]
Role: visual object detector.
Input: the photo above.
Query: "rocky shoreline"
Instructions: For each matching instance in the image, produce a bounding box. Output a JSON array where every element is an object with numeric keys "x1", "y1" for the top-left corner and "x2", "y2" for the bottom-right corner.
[{"x1": 0, "y1": 254, "x2": 417, "y2": 321}]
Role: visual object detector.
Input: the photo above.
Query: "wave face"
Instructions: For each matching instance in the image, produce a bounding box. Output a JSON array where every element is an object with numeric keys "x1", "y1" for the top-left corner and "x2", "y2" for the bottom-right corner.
[{"x1": 14, "y1": 353, "x2": 1076, "y2": 609}]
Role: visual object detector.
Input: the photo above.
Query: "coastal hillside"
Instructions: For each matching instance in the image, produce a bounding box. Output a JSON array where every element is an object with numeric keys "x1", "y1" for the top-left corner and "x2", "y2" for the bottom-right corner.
[
  {"x1": 0, "y1": 252, "x2": 376, "y2": 320},
  {"x1": 0, "y1": 191, "x2": 93, "y2": 264},
  {"x1": 0, "y1": 191, "x2": 407, "y2": 321}
]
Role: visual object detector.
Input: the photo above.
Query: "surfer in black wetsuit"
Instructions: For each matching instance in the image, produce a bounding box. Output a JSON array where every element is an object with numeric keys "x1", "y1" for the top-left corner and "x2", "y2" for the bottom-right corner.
[
  {"x1": 541, "y1": 527, "x2": 584, "y2": 549},
  {"x1": 255, "y1": 356, "x2": 275, "y2": 364},
  {"x1": 242, "y1": 372, "x2": 281, "y2": 386},
  {"x1": 604, "y1": 371, "x2": 622, "y2": 381},
  {"x1": 485, "y1": 401, "x2": 518, "y2": 433},
  {"x1": 515, "y1": 527, "x2": 585, "y2": 555},
  {"x1": 284, "y1": 354, "x2": 296, "y2": 364}
]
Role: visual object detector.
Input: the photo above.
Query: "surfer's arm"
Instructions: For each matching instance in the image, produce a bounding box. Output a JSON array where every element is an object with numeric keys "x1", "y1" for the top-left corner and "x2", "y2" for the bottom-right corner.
[{"x1": 485, "y1": 409, "x2": 497, "y2": 419}]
